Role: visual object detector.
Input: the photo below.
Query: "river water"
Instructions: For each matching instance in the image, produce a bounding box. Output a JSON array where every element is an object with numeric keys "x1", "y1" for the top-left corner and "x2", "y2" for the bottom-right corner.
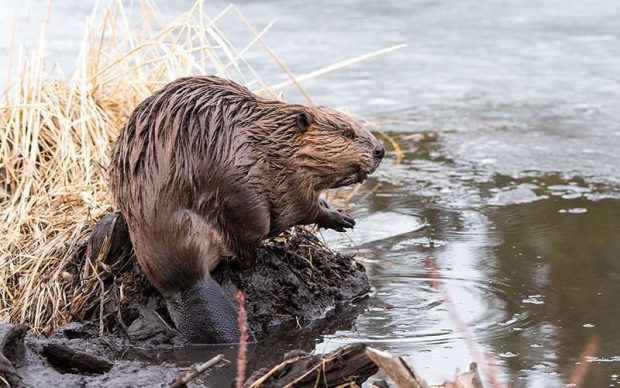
[{"x1": 2, "y1": 0, "x2": 620, "y2": 387}]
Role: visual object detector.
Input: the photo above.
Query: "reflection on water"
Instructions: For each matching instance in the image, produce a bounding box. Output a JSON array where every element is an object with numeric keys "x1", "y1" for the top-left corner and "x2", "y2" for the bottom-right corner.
[{"x1": 318, "y1": 133, "x2": 620, "y2": 387}]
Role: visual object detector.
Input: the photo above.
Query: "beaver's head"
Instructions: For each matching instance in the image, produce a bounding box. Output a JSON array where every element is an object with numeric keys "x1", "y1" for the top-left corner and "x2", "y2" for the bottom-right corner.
[{"x1": 293, "y1": 106, "x2": 385, "y2": 190}]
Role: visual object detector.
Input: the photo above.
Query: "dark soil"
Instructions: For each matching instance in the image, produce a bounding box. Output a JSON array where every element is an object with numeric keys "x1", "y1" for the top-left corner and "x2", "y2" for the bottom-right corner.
[{"x1": 1, "y1": 213, "x2": 371, "y2": 387}]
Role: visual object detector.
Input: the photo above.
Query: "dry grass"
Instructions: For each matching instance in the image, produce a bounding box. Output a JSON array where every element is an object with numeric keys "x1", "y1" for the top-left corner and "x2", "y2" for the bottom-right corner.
[{"x1": 0, "y1": 0, "x2": 401, "y2": 333}]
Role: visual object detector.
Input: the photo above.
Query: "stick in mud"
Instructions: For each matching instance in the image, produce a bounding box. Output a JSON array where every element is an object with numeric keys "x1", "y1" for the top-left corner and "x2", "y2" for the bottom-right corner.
[
  {"x1": 246, "y1": 344, "x2": 485, "y2": 388},
  {"x1": 365, "y1": 346, "x2": 484, "y2": 388},
  {"x1": 169, "y1": 354, "x2": 228, "y2": 388},
  {"x1": 244, "y1": 343, "x2": 378, "y2": 387},
  {"x1": 365, "y1": 347, "x2": 429, "y2": 388},
  {"x1": 41, "y1": 343, "x2": 114, "y2": 374}
]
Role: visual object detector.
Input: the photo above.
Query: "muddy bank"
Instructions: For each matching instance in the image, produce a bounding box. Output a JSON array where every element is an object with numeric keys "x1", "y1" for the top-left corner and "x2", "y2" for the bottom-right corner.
[
  {"x1": 1, "y1": 213, "x2": 371, "y2": 386},
  {"x1": 1, "y1": 323, "x2": 188, "y2": 387},
  {"x1": 1, "y1": 323, "x2": 484, "y2": 388}
]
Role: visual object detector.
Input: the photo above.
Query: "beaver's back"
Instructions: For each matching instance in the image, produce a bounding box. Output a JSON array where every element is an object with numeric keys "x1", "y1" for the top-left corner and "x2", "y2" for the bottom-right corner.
[{"x1": 110, "y1": 77, "x2": 257, "y2": 220}]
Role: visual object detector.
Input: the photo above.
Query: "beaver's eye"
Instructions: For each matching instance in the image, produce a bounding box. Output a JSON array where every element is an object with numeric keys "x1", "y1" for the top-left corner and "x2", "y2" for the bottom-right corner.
[
  {"x1": 296, "y1": 113, "x2": 311, "y2": 133},
  {"x1": 343, "y1": 129, "x2": 356, "y2": 139}
]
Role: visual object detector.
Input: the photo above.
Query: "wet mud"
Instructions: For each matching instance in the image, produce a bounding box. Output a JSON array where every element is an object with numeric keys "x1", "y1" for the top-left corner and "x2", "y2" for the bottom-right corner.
[{"x1": 1, "y1": 214, "x2": 370, "y2": 387}]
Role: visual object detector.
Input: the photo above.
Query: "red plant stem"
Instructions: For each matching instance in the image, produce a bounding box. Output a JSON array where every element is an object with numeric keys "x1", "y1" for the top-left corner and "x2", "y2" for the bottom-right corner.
[
  {"x1": 235, "y1": 291, "x2": 249, "y2": 388},
  {"x1": 569, "y1": 336, "x2": 599, "y2": 386},
  {"x1": 425, "y1": 256, "x2": 504, "y2": 388}
]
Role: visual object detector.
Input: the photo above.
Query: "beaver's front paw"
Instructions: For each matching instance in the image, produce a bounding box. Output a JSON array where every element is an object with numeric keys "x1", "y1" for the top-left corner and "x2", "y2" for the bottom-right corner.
[{"x1": 318, "y1": 209, "x2": 355, "y2": 232}]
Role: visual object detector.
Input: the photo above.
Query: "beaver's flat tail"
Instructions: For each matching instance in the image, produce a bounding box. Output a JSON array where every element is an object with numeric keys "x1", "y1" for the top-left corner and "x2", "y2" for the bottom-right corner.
[{"x1": 165, "y1": 277, "x2": 255, "y2": 344}]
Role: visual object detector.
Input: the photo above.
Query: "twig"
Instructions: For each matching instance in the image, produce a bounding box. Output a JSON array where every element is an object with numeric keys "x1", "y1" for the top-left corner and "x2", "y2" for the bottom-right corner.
[
  {"x1": 444, "y1": 362, "x2": 484, "y2": 388},
  {"x1": 86, "y1": 214, "x2": 117, "y2": 337},
  {"x1": 363, "y1": 119, "x2": 405, "y2": 164},
  {"x1": 246, "y1": 343, "x2": 376, "y2": 387},
  {"x1": 365, "y1": 347, "x2": 429, "y2": 388},
  {"x1": 169, "y1": 354, "x2": 227, "y2": 388},
  {"x1": 236, "y1": 291, "x2": 249, "y2": 388},
  {"x1": 232, "y1": 5, "x2": 314, "y2": 105},
  {"x1": 259, "y1": 44, "x2": 406, "y2": 94}
]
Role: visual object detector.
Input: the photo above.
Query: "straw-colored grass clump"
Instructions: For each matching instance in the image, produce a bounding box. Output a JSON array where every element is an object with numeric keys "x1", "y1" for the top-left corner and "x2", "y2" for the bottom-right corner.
[{"x1": 0, "y1": 0, "x2": 401, "y2": 333}]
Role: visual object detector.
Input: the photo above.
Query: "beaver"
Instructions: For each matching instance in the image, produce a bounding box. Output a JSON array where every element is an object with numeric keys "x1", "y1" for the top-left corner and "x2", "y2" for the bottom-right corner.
[{"x1": 109, "y1": 76, "x2": 384, "y2": 343}]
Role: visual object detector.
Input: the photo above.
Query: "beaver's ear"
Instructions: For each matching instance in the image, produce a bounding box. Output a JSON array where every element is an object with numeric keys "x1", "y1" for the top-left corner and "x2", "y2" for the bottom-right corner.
[{"x1": 296, "y1": 112, "x2": 312, "y2": 133}]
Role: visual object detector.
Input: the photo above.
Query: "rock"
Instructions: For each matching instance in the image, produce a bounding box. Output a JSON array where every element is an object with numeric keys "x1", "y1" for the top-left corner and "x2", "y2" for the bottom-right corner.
[
  {"x1": 54, "y1": 322, "x2": 99, "y2": 340},
  {"x1": 0, "y1": 323, "x2": 27, "y2": 387},
  {"x1": 86, "y1": 212, "x2": 131, "y2": 265},
  {"x1": 126, "y1": 306, "x2": 175, "y2": 342}
]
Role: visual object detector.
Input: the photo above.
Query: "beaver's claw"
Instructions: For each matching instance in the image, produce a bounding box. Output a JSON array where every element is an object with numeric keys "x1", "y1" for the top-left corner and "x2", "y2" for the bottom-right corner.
[{"x1": 318, "y1": 208, "x2": 355, "y2": 232}]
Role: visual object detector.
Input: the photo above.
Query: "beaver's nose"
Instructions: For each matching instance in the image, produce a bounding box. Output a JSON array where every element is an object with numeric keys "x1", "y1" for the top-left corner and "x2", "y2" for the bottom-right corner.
[{"x1": 374, "y1": 143, "x2": 385, "y2": 160}]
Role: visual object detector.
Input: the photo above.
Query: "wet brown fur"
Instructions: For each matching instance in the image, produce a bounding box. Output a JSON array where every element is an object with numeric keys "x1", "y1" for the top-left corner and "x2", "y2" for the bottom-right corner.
[{"x1": 109, "y1": 76, "x2": 381, "y2": 294}]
